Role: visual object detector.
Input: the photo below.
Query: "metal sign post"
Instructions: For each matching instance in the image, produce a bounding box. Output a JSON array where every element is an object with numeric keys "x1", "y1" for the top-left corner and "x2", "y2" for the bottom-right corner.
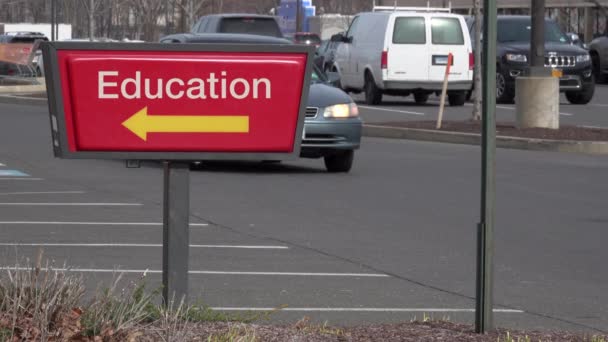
[
  {"x1": 476, "y1": 0, "x2": 498, "y2": 334},
  {"x1": 162, "y1": 162, "x2": 190, "y2": 303}
]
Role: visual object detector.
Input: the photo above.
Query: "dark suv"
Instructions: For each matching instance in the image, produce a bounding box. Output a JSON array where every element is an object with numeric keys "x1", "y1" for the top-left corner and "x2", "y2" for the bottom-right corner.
[
  {"x1": 190, "y1": 14, "x2": 284, "y2": 38},
  {"x1": 468, "y1": 16, "x2": 594, "y2": 104}
]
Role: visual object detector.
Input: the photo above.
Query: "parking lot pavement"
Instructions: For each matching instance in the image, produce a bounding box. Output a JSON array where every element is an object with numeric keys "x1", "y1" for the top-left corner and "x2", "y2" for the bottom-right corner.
[
  {"x1": 355, "y1": 84, "x2": 608, "y2": 128},
  {"x1": 1, "y1": 102, "x2": 608, "y2": 333}
]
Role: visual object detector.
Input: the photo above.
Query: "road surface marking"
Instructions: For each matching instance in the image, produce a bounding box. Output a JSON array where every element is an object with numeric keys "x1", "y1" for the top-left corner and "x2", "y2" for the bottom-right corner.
[
  {"x1": 0, "y1": 267, "x2": 389, "y2": 278},
  {"x1": 211, "y1": 307, "x2": 524, "y2": 313},
  {"x1": 0, "y1": 202, "x2": 142, "y2": 206},
  {"x1": 0, "y1": 221, "x2": 208, "y2": 227},
  {"x1": 0, "y1": 163, "x2": 4, "y2": 166},
  {"x1": 0, "y1": 243, "x2": 287, "y2": 249},
  {"x1": 0, "y1": 178, "x2": 43, "y2": 181},
  {"x1": 466, "y1": 103, "x2": 574, "y2": 116},
  {"x1": 590, "y1": 103, "x2": 608, "y2": 107},
  {"x1": 358, "y1": 105, "x2": 425, "y2": 116},
  {"x1": 0, "y1": 170, "x2": 29, "y2": 177},
  {"x1": 0, "y1": 191, "x2": 85, "y2": 196},
  {"x1": 582, "y1": 125, "x2": 606, "y2": 129}
]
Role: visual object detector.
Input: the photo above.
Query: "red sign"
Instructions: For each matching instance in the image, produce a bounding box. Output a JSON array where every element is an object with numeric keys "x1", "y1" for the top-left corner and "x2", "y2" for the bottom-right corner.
[{"x1": 46, "y1": 44, "x2": 311, "y2": 158}]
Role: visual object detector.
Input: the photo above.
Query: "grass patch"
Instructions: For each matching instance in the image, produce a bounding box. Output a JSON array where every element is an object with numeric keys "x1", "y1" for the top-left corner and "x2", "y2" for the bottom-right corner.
[{"x1": 206, "y1": 325, "x2": 258, "y2": 342}]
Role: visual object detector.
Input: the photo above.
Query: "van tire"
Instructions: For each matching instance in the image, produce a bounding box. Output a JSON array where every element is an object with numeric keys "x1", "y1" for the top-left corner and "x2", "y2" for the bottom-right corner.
[
  {"x1": 324, "y1": 150, "x2": 354, "y2": 173},
  {"x1": 364, "y1": 73, "x2": 382, "y2": 105},
  {"x1": 448, "y1": 91, "x2": 466, "y2": 106},
  {"x1": 414, "y1": 91, "x2": 429, "y2": 104}
]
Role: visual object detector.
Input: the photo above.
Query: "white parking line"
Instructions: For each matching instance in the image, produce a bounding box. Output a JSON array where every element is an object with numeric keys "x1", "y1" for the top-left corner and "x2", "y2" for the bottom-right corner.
[
  {"x1": 211, "y1": 307, "x2": 524, "y2": 313},
  {"x1": 0, "y1": 267, "x2": 389, "y2": 278},
  {"x1": 464, "y1": 103, "x2": 574, "y2": 116},
  {"x1": 0, "y1": 178, "x2": 43, "y2": 181},
  {"x1": 0, "y1": 163, "x2": 4, "y2": 166},
  {"x1": 0, "y1": 243, "x2": 287, "y2": 249},
  {"x1": 0, "y1": 202, "x2": 142, "y2": 206},
  {"x1": 590, "y1": 103, "x2": 608, "y2": 107},
  {"x1": 0, "y1": 191, "x2": 86, "y2": 196},
  {"x1": 0, "y1": 221, "x2": 208, "y2": 226},
  {"x1": 358, "y1": 105, "x2": 425, "y2": 116}
]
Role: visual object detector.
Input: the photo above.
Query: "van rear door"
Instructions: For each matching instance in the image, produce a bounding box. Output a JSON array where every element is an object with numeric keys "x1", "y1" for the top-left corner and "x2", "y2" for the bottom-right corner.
[
  {"x1": 428, "y1": 16, "x2": 471, "y2": 83},
  {"x1": 385, "y1": 15, "x2": 429, "y2": 82}
]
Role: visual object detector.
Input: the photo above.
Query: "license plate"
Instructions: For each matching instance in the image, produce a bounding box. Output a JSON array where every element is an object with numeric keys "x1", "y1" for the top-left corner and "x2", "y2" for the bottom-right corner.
[
  {"x1": 435, "y1": 56, "x2": 448, "y2": 65},
  {"x1": 552, "y1": 69, "x2": 563, "y2": 78}
]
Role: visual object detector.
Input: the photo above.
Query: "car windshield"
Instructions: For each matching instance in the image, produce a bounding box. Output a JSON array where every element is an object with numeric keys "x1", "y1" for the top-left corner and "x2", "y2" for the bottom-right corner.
[
  {"x1": 497, "y1": 18, "x2": 569, "y2": 44},
  {"x1": 311, "y1": 65, "x2": 327, "y2": 84},
  {"x1": 219, "y1": 17, "x2": 282, "y2": 38}
]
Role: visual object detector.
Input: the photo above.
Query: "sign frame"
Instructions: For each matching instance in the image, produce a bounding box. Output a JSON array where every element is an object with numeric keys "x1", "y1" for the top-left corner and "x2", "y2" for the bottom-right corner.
[{"x1": 42, "y1": 42, "x2": 314, "y2": 161}]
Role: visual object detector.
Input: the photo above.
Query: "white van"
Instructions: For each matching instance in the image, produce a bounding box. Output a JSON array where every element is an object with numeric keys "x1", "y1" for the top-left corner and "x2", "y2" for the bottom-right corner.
[{"x1": 331, "y1": 7, "x2": 473, "y2": 106}]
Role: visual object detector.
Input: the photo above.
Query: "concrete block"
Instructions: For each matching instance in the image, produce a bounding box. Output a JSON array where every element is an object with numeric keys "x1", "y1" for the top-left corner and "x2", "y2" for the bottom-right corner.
[{"x1": 515, "y1": 76, "x2": 560, "y2": 129}]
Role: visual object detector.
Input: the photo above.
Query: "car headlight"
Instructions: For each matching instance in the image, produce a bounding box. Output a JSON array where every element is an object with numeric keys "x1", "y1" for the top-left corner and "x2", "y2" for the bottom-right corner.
[
  {"x1": 323, "y1": 103, "x2": 359, "y2": 118},
  {"x1": 576, "y1": 54, "x2": 591, "y2": 63},
  {"x1": 505, "y1": 54, "x2": 527, "y2": 63}
]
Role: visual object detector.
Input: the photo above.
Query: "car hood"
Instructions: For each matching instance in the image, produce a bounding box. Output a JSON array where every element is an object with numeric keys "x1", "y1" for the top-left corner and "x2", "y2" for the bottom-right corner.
[
  {"x1": 306, "y1": 83, "x2": 352, "y2": 108},
  {"x1": 501, "y1": 42, "x2": 587, "y2": 55}
]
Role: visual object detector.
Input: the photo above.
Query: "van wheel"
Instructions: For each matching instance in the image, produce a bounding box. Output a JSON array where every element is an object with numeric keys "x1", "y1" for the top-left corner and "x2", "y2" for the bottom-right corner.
[
  {"x1": 324, "y1": 150, "x2": 354, "y2": 173},
  {"x1": 364, "y1": 73, "x2": 382, "y2": 105},
  {"x1": 414, "y1": 91, "x2": 429, "y2": 104},
  {"x1": 448, "y1": 91, "x2": 466, "y2": 106},
  {"x1": 565, "y1": 75, "x2": 595, "y2": 105}
]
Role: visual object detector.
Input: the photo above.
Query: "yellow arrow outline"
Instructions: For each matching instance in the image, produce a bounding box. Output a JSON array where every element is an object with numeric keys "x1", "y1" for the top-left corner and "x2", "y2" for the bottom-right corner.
[{"x1": 122, "y1": 107, "x2": 249, "y2": 141}]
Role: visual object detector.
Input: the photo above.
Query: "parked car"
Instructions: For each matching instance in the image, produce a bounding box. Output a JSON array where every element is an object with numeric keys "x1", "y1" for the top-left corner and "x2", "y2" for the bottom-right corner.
[
  {"x1": 589, "y1": 35, "x2": 608, "y2": 84},
  {"x1": 160, "y1": 33, "x2": 362, "y2": 173},
  {"x1": 293, "y1": 32, "x2": 321, "y2": 48},
  {"x1": 190, "y1": 14, "x2": 284, "y2": 38},
  {"x1": 0, "y1": 31, "x2": 48, "y2": 77},
  {"x1": 467, "y1": 16, "x2": 594, "y2": 104},
  {"x1": 331, "y1": 8, "x2": 473, "y2": 106},
  {"x1": 314, "y1": 35, "x2": 341, "y2": 72}
]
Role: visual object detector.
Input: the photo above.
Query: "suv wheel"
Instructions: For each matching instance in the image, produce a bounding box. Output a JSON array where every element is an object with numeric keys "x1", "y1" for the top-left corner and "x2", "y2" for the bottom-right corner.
[
  {"x1": 592, "y1": 53, "x2": 607, "y2": 84},
  {"x1": 324, "y1": 150, "x2": 354, "y2": 173},
  {"x1": 364, "y1": 73, "x2": 382, "y2": 105},
  {"x1": 496, "y1": 71, "x2": 514, "y2": 103},
  {"x1": 448, "y1": 91, "x2": 466, "y2": 106},
  {"x1": 414, "y1": 91, "x2": 429, "y2": 104},
  {"x1": 565, "y1": 75, "x2": 595, "y2": 105}
]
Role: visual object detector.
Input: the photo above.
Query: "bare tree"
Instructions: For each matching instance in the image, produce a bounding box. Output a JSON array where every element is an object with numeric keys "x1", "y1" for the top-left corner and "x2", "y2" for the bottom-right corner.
[
  {"x1": 129, "y1": 0, "x2": 165, "y2": 41},
  {"x1": 170, "y1": 0, "x2": 207, "y2": 31}
]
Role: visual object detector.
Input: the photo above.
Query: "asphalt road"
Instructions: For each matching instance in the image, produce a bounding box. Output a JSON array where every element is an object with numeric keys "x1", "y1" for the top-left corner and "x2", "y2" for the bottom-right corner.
[
  {"x1": 354, "y1": 84, "x2": 608, "y2": 129},
  {"x1": 0, "y1": 101, "x2": 607, "y2": 334}
]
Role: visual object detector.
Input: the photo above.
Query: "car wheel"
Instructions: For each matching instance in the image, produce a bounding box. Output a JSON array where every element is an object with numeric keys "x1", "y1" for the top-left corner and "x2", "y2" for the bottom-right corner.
[
  {"x1": 592, "y1": 53, "x2": 607, "y2": 84},
  {"x1": 448, "y1": 91, "x2": 466, "y2": 106},
  {"x1": 364, "y1": 73, "x2": 382, "y2": 105},
  {"x1": 324, "y1": 150, "x2": 354, "y2": 173},
  {"x1": 565, "y1": 75, "x2": 595, "y2": 105},
  {"x1": 496, "y1": 71, "x2": 514, "y2": 103},
  {"x1": 413, "y1": 91, "x2": 429, "y2": 104}
]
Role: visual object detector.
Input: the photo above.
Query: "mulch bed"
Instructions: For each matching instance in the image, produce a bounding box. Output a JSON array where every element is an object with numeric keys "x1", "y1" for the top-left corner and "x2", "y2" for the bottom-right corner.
[
  {"x1": 370, "y1": 120, "x2": 608, "y2": 142},
  {"x1": 132, "y1": 320, "x2": 605, "y2": 342}
]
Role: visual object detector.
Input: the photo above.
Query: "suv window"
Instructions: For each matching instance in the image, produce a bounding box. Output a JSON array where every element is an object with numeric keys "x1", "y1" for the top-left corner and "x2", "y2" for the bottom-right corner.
[
  {"x1": 393, "y1": 17, "x2": 426, "y2": 44},
  {"x1": 218, "y1": 17, "x2": 282, "y2": 38},
  {"x1": 431, "y1": 18, "x2": 464, "y2": 45}
]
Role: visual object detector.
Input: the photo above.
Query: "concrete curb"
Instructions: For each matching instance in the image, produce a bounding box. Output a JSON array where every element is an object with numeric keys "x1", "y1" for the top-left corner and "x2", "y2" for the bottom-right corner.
[
  {"x1": 363, "y1": 124, "x2": 608, "y2": 155},
  {"x1": 0, "y1": 84, "x2": 46, "y2": 94}
]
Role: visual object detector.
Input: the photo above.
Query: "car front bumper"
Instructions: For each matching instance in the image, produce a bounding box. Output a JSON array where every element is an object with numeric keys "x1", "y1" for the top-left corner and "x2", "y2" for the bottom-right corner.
[
  {"x1": 501, "y1": 63, "x2": 594, "y2": 92},
  {"x1": 300, "y1": 119, "x2": 362, "y2": 158}
]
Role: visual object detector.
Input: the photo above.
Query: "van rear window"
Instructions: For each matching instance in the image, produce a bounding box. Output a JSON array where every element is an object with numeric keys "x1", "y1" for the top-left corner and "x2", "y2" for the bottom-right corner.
[
  {"x1": 393, "y1": 17, "x2": 426, "y2": 44},
  {"x1": 431, "y1": 18, "x2": 464, "y2": 45},
  {"x1": 219, "y1": 18, "x2": 282, "y2": 38}
]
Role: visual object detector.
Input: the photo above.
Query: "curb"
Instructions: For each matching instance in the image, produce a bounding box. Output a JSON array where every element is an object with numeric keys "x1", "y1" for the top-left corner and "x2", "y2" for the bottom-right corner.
[
  {"x1": 363, "y1": 124, "x2": 608, "y2": 155},
  {"x1": 0, "y1": 84, "x2": 46, "y2": 94}
]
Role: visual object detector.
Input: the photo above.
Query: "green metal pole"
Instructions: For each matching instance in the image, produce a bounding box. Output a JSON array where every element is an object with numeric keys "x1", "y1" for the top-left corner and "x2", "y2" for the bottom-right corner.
[{"x1": 476, "y1": 0, "x2": 497, "y2": 334}]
